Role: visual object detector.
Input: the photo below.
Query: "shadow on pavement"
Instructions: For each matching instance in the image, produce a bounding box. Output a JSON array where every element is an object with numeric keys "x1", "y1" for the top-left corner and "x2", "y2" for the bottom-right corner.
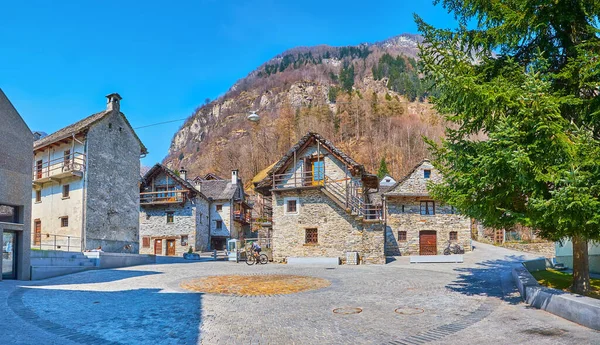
[
  {"x1": 445, "y1": 254, "x2": 530, "y2": 305},
  {"x1": 24, "y1": 269, "x2": 163, "y2": 286},
  {"x1": 10, "y1": 286, "x2": 202, "y2": 344}
]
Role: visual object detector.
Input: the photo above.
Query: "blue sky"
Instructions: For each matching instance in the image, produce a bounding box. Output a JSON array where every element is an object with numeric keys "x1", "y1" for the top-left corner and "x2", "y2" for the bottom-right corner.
[{"x1": 1, "y1": 0, "x2": 456, "y2": 166}]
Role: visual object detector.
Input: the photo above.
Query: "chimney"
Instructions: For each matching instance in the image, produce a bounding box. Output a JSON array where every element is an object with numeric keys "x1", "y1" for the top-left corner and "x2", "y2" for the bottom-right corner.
[
  {"x1": 232, "y1": 169, "x2": 239, "y2": 185},
  {"x1": 106, "y1": 93, "x2": 122, "y2": 112},
  {"x1": 179, "y1": 167, "x2": 187, "y2": 181}
]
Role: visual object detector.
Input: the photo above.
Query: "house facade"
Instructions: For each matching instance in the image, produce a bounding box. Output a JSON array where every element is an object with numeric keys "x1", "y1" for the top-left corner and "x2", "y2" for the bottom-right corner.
[
  {"x1": 0, "y1": 89, "x2": 33, "y2": 280},
  {"x1": 384, "y1": 160, "x2": 471, "y2": 256},
  {"x1": 139, "y1": 165, "x2": 210, "y2": 255},
  {"x1": 254, "y1": 132, "x2": 385, "y2": 264},
  {"x1": 193, "y1": 170, "x2": 252, "y2": 250},
  {"x1": 31, "y1": 93, "x2": 147, "y2": 253}
]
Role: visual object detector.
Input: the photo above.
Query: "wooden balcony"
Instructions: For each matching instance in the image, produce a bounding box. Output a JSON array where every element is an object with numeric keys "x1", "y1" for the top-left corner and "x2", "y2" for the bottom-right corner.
[
  {"x1": 140, "y1": 190, "x2": 188, "y2": 205},
  {"x1": 234, "y1": 210, "x2": 252, "y2": 224},
  {"x1": 33, "y1": 152, "x2": 86, "y2": 185}
]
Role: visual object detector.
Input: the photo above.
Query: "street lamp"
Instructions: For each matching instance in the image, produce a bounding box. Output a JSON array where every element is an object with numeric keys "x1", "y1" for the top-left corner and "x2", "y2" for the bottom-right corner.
[{"x1": 247, "y1": 111, "x2": 260, "y2": 122}]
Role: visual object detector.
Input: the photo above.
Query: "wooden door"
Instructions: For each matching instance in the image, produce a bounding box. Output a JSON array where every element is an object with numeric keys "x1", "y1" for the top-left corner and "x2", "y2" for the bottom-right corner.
[
  {"x1": 419, "y1": 231, "x2": 437, "y2": 255},
  {"x1": 166, "y1": 239, "x2": 176, "y2": 256},
  {"x1": 36, "y1": 160, "x2": 43, "y2": 179},
  {"x1": 154, "y1": 239, "x2": 163, "y2": 255},
  {"x1": 33, "y1": 220, "x2": 41, "y2": 246}
]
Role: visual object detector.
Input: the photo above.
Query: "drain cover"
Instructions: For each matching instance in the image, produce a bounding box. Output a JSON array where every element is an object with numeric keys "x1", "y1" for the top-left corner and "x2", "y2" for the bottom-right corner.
[
  {"x1": 333, "y1": 307, "x2": 362, "y2": 315},
  {"x1": 395, "y1": 307, "x2": 424, "y2": 315}
]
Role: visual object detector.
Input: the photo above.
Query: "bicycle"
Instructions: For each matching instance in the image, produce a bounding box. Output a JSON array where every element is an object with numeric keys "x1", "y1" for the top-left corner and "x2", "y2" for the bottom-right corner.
[
  {"x1": 246, "y1": 250, "x2": 268, "y2": 265},
  {"x1": 443, "y1": 241, "x2": 465, "y2": 255}
]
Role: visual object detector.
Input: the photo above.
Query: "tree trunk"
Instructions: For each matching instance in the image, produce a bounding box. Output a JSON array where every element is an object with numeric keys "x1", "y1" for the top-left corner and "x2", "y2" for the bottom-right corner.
[{"x1": 571, "y1": 234, "x2": 590, "y2": 295}]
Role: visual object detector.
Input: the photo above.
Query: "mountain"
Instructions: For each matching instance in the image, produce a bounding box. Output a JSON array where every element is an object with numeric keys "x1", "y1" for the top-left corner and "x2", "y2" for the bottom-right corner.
[{"x1": 163, "y1": 34, "x2": 445, "y2": 185}]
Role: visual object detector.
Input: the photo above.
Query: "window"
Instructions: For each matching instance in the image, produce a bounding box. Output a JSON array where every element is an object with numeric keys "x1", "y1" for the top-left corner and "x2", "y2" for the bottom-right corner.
[
  {"x1": 62, "y1": 185, "x2": 70, "y2": 198},
  {"x1": 35, "y1": 190, "x2": 42, "y2": 203},
  {"x1": 398, "y1": 231, "x2": 407, "y2": 242},
  {"x1": 166, "y1": 212, "x2": 174, "y2": 223},
  {"x1": 424, "y1": 169, "x2": 431, "y2": 179},
  {"x1": 64, "y1": 149, "x2": 71, "y2": 166},
  {"x1": 420, "y1": 201, "x2": 435, "y2": 215},
  {"x1": 312, "y1": 160, "x2": 325, "y2": 185},
  {"x1": 449, "y1": 231, "x2": 458, "y2": 241},
  {"x1": 36, "y1": 160, "x2": 43, "y2": 179},
  {"x1": 305, "y1": 228, "x2": 318, "y2": 244},
  {"x1": 0, "y1": 204, "x2": 19, "y2": 223},
  {"x1": 181, "y1": 235, "x2": 188, "y2": 246},
  {"x1": 401, "y1": 205, "x2": 405, "y2": 213},
  {"x1": 284, "y1": 197, "x2": 299, "y2": 215},
  {"x1": 60, "y1": 216, "x2": 68, "y2": 227},
  {"x1": 216, "y1": 204, "x2": 223, "y2": 212},
  {"x1": 216, "y1": 220, "x2": 223, "y2": 230},
  {"x1": 142, "y1": 237, "x2": 150, "y2": 248}
]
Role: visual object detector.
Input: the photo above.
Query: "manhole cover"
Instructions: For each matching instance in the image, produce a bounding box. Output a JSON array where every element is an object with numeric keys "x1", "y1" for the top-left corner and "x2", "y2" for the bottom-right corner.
[
  {"x1": 180, "y1": 275, "x2": 330, "y2": 296},
  {"x1": 395, "y1": 307, "x2": 424, "y2": 315},
  {"x1": 333, "y1": 307, "x2": 362, "y2": 315}
]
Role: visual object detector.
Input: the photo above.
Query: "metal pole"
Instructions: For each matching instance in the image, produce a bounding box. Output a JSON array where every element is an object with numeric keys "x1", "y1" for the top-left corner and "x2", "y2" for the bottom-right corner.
[
  {"x1": 68, "y1": 236, "x2": 70, "y2": 252},
  {"x1": 294, "y1": 150, "x2": 297, "y2": 188},
  {"x1": 54, "y1": 235, "x2": 56, "y2": 251}
]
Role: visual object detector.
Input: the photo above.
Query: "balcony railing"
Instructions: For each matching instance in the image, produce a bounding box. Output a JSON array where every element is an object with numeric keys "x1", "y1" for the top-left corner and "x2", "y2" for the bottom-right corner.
[
  {"x1": 32, "y1": 233, "x2": 82, "y2": 252},
  {"x1": 234, "y1": 210, "x2": 252, "y2": 224},
  {"x1": 272, "y1": 171, "x2": 324, "y2": 189},
  {"x1": 140, "y1": 190, "x2": 188, "y2": 205},
  {"x1": 33, "y1": 152, "x2": 86, "y2": 182}
]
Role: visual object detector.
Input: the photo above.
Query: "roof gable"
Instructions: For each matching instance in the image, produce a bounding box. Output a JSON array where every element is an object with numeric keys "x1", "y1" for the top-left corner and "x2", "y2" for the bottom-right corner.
[
  {"x1": 142, "y1": 164, "x2": 206, "y2": 200},
  {"x1": 384, "y1": 159, "x2": 441, "y2": 197}
]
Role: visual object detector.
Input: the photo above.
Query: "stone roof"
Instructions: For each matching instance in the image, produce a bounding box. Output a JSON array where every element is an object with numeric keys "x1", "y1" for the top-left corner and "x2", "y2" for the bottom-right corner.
[
  {"x1": 255, "y1": 132, "x2": 369, "y2": 190},
  {"x1": 142, "y1": 163, "x2": 206, "y2": 200},
  {"x1": 197, "y1": 180, "x2": 239, "y2": 200},
  {"x1": 33, "y1": 110, "x2": 148, "y2": 155}
]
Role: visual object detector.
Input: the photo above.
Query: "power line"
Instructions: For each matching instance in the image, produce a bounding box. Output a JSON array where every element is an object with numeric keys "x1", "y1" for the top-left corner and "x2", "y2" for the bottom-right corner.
[{"x1": 134, "y1": 118, "x2": 188, "y2": 129}]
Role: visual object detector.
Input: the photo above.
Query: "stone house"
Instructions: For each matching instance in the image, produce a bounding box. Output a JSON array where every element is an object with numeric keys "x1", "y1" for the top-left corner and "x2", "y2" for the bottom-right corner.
[
  {"x1": 31, "y1": 93, "x2": 147, "y2": 253},
  {"x1": 0, "y1": 89, "x2": 33, "y2": 280},
  {"x1": 254, "y1": 132, "x2": 384, "y2": 264},
  {"x1": 193, "y1": 170, "x2": 252, "y2": 250},
  {"x1": 383, "y1": 159, "x2": 471, "y2": 256},
  {"x1": 139, "y1": 164, "x2": 210, "y2": 255}
]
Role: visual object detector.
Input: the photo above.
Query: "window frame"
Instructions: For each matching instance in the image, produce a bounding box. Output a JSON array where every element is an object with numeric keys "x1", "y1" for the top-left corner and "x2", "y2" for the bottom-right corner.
[
  {"x1": 181, "y1": 235, "x2": 188, "y2": 246},
  {"x1": 216, "y1": 204, "x2": 223, "y2": 212},
  {"x1": 35, "y1": 190, "x2": 42, "y2": 203},
  {"x1": 215, "y1": 220, "x2": 223, "y2": 230},
  {"x1": 305, "y1": 228, "x2": 318, "y2": 244},
  {"x1": 142, "y1": 236, "x2": 151, "y2": 248},
  {"x1": 284, "y1": 197, "x2": 300, "y2": 215},
  {"x1": 398, "y1": 230, "x2": 407, "y2": 242},
  {"x1": 0, "y1": 204, "x2": 19, "y2": 223},
  {"x1": 166, "y1": 211, "x2": 174, "y2": 224},
  {"x1": 420, "y1": 201, "x2": 435, "y2": 216},
  {"x1": 62, "y1": 184, "x2": 70, "y2": 198},
  {"x1": 60, "y1": 216, "x2": 69, "y2": 228},
  {"x1": 449, "y1": 231, "x2": 458, "y2": 241},
  {"x1": 424, "y1": 169, "x2": 431, "y2": 179}
]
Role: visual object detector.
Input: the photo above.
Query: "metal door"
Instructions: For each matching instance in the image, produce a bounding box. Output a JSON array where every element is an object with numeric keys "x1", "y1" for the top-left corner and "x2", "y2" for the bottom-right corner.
[{"x1": 419, "y1": 231, "x2": 437, "y2": 255}]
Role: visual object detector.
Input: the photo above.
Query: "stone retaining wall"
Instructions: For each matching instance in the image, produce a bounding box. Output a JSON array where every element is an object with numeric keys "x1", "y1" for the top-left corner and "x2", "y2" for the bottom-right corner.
[{"x1": 501, "y1": 242, "x2": 554, "y2": 258}]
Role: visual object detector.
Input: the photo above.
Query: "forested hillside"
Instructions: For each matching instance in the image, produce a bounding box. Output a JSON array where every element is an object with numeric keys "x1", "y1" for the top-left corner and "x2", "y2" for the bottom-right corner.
[{"x1": 164, "y1": 34, "x2": 446, "y2": 186}]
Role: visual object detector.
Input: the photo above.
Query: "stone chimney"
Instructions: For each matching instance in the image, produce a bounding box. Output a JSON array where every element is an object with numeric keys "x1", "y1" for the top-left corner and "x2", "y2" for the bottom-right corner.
[
  {"x1": 106, "y1": 93, "x2": 122, "y2": 112},
  {"x1": 232, "y1": 169, "x2": 239, "y2": 185},
  {"x1": 179, "y1": 167, "x2": 187, "y2": 181}
]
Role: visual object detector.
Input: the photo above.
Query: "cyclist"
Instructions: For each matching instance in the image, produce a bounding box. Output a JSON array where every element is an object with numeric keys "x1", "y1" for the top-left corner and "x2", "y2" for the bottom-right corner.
[{"x1": 251, "y1": 242, "x2": 261, "y2": 257}]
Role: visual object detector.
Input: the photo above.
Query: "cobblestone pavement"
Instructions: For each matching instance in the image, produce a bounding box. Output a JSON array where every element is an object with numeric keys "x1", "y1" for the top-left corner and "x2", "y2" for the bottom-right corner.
[{"x1": 1, "y1": 242, "x2": 599, "y2": 344}]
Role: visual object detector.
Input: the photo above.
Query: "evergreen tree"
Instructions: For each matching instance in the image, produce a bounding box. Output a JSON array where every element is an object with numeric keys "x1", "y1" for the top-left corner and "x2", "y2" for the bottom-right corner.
[
  {"x1": 417, "y1": 1, "x2": 600, "y2": 294},
  {"x1": 377, "y1": 157, "x2": 390, "y2": 179}
]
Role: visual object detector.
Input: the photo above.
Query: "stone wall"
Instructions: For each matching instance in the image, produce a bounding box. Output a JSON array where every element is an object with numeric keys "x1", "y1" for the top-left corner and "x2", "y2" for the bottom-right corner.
[
  {"x1": 195, "y1": 197, "x2": 210, "y2": 251},
  {"x1": 387, "y1": 160, "x2": 441, "y2": 195},
  {"x1": 501, "y1": 241, "x2": 555, "y2": 258},
  {"x1": 85, "y1": 111, "x2": 141, "y2": 253},
  {"x1": 0, "y1": 89, "x2": 33, "y2": 280},
  {"x1": 139, "y1": 201, "x2": 196, "y2": 256},
  {"x1": 209, "y1": 200, "x2": 232, "y2": 237},
  {"x1": 385, "y1": 196, "x2": 471, "y2": 255},
  {"x1": 272, "y1": 189, "x2": 384, "y2": 264}
]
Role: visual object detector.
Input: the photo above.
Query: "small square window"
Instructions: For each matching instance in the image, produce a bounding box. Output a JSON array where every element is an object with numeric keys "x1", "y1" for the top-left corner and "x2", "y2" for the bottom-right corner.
[
  {"x1": 398, "y1": 231, "x2": 407, "y2": 242},
  {"x1": 424, "y1": 169, "x2": 431, "y2": 179},
  {"x1": 62, "y1": 184, "x2": 70, "y2": 198},
  {"x1": 449, "y1": 231, "x2": 458, "y2": 241},
  {"x1": 216, "y1": 220, "x2": 223, "y2": 229},
  {"x1": 60, "y1": 216, "x2": 68, "y2": 227},
  {"x1": 216, "y1": 204, "x2": 223, "y2": 212},
  {"x1": 142, "y1": 237, "x2": 150, "y2": 248},
  {"x1": 305, "y1": 228, "x2": 318, "y2": 244},
  {"x1": 285, "y1": 198, "x2": 299, "y2": 214},
  {"x1": 35, "y1": 190, "x2": 42, "y2": 203},
  {"x1": 287, "y1": 200, "x2": 297, "y2": 213},
  {"x1": 166, "y1": 212, "x2": 174, "y2": 223},
  {"x1": 420, "y1": 201, "x2": 435, "y2": 215},
  {"x1": 181, "y1": 235, "x2": 188, "y2": 246}
]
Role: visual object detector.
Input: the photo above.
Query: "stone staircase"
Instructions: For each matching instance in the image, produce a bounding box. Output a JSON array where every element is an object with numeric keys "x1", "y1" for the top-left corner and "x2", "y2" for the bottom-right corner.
[{"x1": 30, "y1": 250, "x2": 98, "y2": 280}]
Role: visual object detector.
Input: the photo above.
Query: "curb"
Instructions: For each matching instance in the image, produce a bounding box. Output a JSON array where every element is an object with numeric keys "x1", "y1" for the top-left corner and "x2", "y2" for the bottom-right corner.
[{"x1": 512, "y1": 266, "x2": 600, "y2": 331}]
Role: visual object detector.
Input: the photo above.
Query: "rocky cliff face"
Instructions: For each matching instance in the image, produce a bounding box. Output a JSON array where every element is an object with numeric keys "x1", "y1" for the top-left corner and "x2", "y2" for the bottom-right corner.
[{"x1": 164, "y1": 34, "x2": 444, "y2": 184}]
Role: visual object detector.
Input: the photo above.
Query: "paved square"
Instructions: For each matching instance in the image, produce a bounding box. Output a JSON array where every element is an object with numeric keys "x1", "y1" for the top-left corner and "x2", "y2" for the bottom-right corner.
[{"x1": 1, "y1": 242, "x2": 599, "y2": 344}]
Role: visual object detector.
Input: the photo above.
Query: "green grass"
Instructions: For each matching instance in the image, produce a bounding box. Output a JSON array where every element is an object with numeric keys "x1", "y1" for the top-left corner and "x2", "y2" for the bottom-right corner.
[{"x1": 531, "y1": 269, "x2": 600, "y2": 299}]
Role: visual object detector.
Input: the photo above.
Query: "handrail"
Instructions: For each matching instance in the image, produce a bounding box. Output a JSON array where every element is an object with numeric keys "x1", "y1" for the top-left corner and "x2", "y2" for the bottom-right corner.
[
  {"x1": 33, "y1": 152, "x2": 86, "y2": 180},
  {"x1": 140, "y1": 190, "x2": 188, "y2": 204},
  {"x1": 32, "y1": 233, "x2": 82, "y2": 252}
]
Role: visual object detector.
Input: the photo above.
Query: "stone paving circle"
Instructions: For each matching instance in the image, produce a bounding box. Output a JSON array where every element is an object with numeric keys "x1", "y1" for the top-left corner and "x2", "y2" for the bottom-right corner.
[
  {"x1": 395, "y1": 307, "x2": 425, "y2": 315},
  {"x1": 180, "y1": 274, "x2": 331, "y2": 296}
]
